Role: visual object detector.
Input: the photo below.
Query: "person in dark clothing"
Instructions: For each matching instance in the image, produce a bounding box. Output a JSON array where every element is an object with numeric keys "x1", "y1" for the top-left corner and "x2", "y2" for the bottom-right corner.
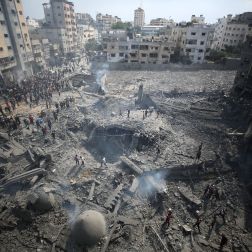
[
  {"x1": 48, "y1": 119, "x2": 52, "y2": 131},
  {"x1": 162, "y1": 208, "x2": 173, "y2": 228},
  {"x1": 193, "y1": 210, "x2": 202, "y2": 233},
  {"x1": 195, "y1": 143, "x2": 203, "y2": 161},
  {"x1": 51, "y1": 130, "x2": 56, "y2": 141},
  {"x1": 219, "y1": 234, "x2": 228, "y2": 251},
  {"x1": 74, "y1": 155, "x2": 79, "y2": 165}
]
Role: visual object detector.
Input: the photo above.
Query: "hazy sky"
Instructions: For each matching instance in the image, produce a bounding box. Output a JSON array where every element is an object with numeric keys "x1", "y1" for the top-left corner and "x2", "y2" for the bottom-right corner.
[{"x1": 23, "y1": 0, "x2": 252, "y2": 24}]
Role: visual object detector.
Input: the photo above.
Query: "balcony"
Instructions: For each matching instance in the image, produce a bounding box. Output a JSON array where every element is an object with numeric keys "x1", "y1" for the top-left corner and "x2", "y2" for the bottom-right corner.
[{"x1": 0, "y1": 57, "x2": 17, "y2": 70}]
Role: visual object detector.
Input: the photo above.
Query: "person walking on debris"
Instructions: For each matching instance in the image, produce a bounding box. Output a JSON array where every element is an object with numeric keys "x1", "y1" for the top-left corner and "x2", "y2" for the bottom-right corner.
[
  {"x1": 217, "y1": 208, "x2": 226, "y2": 224},
  {"x1": 195, "y1": 143, "x2": 203, "y2": 162},
  {"x1": 219, "y1": 233, "x2": 228, "y2": 251},
  {"x1": 48, "y1": 118, "x2": 52, "y2": 131},
  {"x1": 80, "y1": 156, "x2": 85, "y2": 166},
  {"x1": 119, "y1": 109, "x2": 122, "y2": 116},
  {"x1": 51, "y1": 130, "x2": 56, "y2": 141},
  {"x1": 193, "y1": 210, "x2": 202, "y2": 233},
  {"x1": 127, "y1": 109, "x2": 130, "y2": 118},
  {"x1": 156, "y1": 110, "x2": 160, "y2": 118},
  {"x1": 143, "y1": 110, "x2": 145, "y2": 120},
  {"x1": 162, "y1": 208, "x2": 173, "y2": 229},
  {"x1": 101, "y1": 157, "x2": 108, "y2": 168},
  {"x1": 74, "y1": 155, "x2": 79, "y2": 165},
  {"x1": 145, "y1": 109, "x2": 148, "y2": 118}
]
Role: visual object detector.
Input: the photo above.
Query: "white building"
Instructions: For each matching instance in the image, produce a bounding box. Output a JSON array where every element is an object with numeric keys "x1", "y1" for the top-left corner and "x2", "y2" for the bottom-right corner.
[
  {"x1": 150, "y1": 18, "x2": 175, "y2": 27},
  {"x1": 77, "y1": 25, "x2": 99, "y2": 48},
  {"x1": 141, "y1": 26, "x2": 166, "y2": 36},
  {"x1": 191, "y1": 15, "x2": 205, "y2": 24},
  {"x1": 212, "y1": 14, "x2": 249, "y2": 51},
  {"x1": 26, "y1": 17, "x2": 40, "y2": 30},
  {"x1": 96, "y1": 13, "x2": 121, "y2": 31},
  {"x1": 134, "y1": 7, "x2": 145, "y2": 27},
  {"x1": 183, "y1": 24, "x2": 214, "y2": 64}
]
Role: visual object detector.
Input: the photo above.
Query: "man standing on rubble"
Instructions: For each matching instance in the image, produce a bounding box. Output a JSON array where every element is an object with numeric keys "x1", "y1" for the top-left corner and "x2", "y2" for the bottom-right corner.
[
  {"x1": 162, "y1": 208, "x2": 173, "y2": 229},
  {"x1": 80, "y1": 156, "x2": 85, "y2": 166},
  {"x1": 193, "y1": 210, "x2": 202, "y2": 233},
  {"x1": 219, "y1": 233, "x2": 228, "y2": 251},
  {"x1": 101, "y1": 157, "x2": 108, "y2": 168},
  {"x1": 127, "y1": 109, "x2": 130, "y2": 118},
  {"x1": 74, "y1": 154, "x2": 79, "y2": 165},
  {"x1": 195, "y1": 143, "x2": 203, "y2": 162}
]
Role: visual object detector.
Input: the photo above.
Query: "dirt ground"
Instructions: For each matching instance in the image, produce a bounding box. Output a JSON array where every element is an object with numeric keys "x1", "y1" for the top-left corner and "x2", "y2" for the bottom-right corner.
[{"x1": 1, "y1": 68, "x2": 252, "y2": 252}]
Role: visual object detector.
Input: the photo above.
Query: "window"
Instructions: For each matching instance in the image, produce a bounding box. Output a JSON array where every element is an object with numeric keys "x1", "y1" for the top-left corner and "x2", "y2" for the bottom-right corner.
[
  {"x1": 141, "y1": 53, "x2": 147, "y2": 57},
  {"x1": 232, "y1": 34, "x2": 234, "y2": 36},
  {"x1": 149, "y1": 53, "x2": 158, "y2": 58},
  {"x1": 119, "y1": 53, "x2": 124, "y2": 57},
  {"x1": 191, "y1": 32, "x2": 196, "y2": 35},
  {"x1": 131, "y1": 44, "x2": 139, "y2": 49},
  {"x1": 57, "y1": 6, "x2": 60, "y2": 9},
  {"x1": 20, "y1": 44, "x2": 23, "y2": 48},
  {"x1": 19, "y1": 11, "x2": 23, "y2": 15},
  {"x1": 198, "y1": 57, "x2": 201, "y2": 60},
  {"x1": 200, "y1": 41, "x2": 204, "y2": 45},
  {"x1": 111, "y1": 53, "x2": 115, "y2": 57},
  {"x1": 14, "y1": 22, "x2": 18, "y2": 26},
  {"x1": 16, "y1": 0, "x2": 20, "y2": 2},
  {"x1": 0, "y1": 20, "x2": 6, "y2": 25},
  {"x1": 0, "y1": 47, "x2": 3, "y2": 51},
  {"x1": 21, "y1": 22, "x2": 25, "y2": 26},
  {"x1": 202, "y1": 33, "x2": 206, "y2": 36},
  {"x1": 186, "y1": 48, "x2": 191, "y2": 52},
  {"x1": 11, "y1": 9, "x2": 16, "y2": 14},
  {"x1": 17, "y1": 33, "x2": 21, "y2": 38},
  {"x1": 4, "y1": 34, "x2": 8, "y2": 38},
  {"x1": 7, "y1": 46, "x2": 12, "y2": 50},
  {"x1": 199, "y1": 49, "x2": 203, "y2": 53},
  {"x1": 140, "y1": 45, "x2": 148, "y2": 50},
  {"x1": 47, "y1": 14, "x2": 50, "y2": 16},
  {"x1": 186, "y1": 39, "x2": 197, "y2": 45}
]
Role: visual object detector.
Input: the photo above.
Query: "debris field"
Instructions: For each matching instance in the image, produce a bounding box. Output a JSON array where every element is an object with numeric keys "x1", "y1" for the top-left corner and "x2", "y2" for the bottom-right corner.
[{"x1": 1, "y1": 67, "x2": 252, "y2": 252}]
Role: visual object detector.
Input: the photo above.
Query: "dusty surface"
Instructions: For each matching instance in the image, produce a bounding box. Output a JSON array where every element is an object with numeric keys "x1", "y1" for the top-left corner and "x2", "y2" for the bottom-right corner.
[{"x1": 1, "y1": 68, "x2": 252, "y2": 252}]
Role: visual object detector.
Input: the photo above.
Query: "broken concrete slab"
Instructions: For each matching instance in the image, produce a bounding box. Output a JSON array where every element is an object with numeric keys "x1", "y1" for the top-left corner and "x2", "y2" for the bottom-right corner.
[
  {"x1": 121, "y1": 156, "x2": 143, "y2": 175},
  {"x1": 178, "y1": 186, "x2": 201, "y2": 207}
]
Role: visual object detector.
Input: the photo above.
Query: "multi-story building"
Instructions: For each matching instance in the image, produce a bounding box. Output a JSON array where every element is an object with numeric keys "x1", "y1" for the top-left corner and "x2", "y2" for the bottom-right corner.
[
  {"x1": 150, "y1": 18, "x2": 175, "y2": 27},
  {"x1": 76, "y1": 13, "x2": 94, "y2": 26},
  {"x1": 134, "y1": 7, "x2": 145, "y2": 28},
  {"x1": 26, "y1": 17, "x2": 39, "y2": 30},
  {"x1": 42, "y1": 0, "x2": 77, "y2": 54},
  {"x1": 77, "y1": 24, "x2": 98, "y2": 49},
  {"x1": 0, "y1": 0, "x2": 33, "y2": 79},
  {"x1": 31, "y1": 38, "x2": 50, "y2": 72},
  {"x1": 96, "y1": 13, "x2": 121, "y2": 31},
  {"x1": 191, "y1": 15, "x2": 205, "y2": 24},
  {"x1": 183, "y1": 24, "x2": 214, "y2": 64},
  {"x1": 141, "y1": 26, "x2": 166, "y2": 36},
  {"x1": 212, "y1": 14, "x2": 250, "y2": 51},
  {"x1": 169, "y1": 25, "x2": 187, "y2": 48},
  {"x1": 104, "y1": 37, "x2": 175, "y2": 64}
]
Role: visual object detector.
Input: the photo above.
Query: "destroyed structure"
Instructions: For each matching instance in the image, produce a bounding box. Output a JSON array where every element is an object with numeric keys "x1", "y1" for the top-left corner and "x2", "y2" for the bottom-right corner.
[{"x1": 0, "y1": 37, "x2": 252, "y2": 252}]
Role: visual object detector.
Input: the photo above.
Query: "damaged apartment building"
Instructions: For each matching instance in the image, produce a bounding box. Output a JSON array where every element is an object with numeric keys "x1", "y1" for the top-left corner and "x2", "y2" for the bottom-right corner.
[{"x1": 103, "y1": 35, "x2": 175, "y2": 64}]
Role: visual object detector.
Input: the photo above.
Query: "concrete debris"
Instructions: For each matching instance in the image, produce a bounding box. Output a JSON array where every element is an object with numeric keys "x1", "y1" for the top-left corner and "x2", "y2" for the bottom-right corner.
[{"x1": 0, "y1": 62, "x2": 251, "y2": 252}]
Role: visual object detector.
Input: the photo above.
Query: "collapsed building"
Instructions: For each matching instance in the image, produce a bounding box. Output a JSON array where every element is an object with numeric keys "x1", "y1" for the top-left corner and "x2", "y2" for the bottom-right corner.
[{"x1": 0, "y1": 60, "x2": 252, "y2": 252}]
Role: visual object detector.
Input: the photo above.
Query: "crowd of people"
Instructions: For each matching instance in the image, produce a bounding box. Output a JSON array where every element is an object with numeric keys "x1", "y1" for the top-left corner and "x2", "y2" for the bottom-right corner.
[{"x1": 0, "y1": 61, "x2": 79, "y2": 140}]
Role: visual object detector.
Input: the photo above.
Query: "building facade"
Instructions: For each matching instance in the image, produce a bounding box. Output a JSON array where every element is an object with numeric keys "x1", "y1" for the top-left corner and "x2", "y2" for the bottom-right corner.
[
  {"x1": 212, "y1": 14, "x2": 250, "y2": 51},
  {"x1": 104, "y1": 37, "x2": 175, "y2": 64},
  {"x1": 191, "y1": 15, "x2": 205, "y2": 24},
  {"x1": 96, "y1": 13, "x2": 121, "y2": 31},
  {"x1": 42, "y1": 0, "x2": 77, "y2": 54},
  {"x1": 183, "y1": 24, "x2": 214, "y2": 64},
  {"x1": 150, "y1": 18, "x2": 175, "y2": 27},
  {"x1": 77, "y1": 24, "x2": 98, "y2": 49},
  {"x1": 0, "y1": 0, "x2": 33, "y2": 79},
  {"x1": 134, "y1": 8, "x2": 145, "y2": 28}
]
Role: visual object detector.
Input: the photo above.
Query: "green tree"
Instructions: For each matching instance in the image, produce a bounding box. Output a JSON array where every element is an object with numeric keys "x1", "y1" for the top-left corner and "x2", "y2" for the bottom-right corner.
[{"x1": 112, "y1": 22, "x2": 132, "y2": 30}]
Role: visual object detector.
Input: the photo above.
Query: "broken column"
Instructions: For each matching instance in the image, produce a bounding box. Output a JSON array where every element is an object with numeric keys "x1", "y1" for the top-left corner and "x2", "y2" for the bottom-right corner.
[{"x1": 72, "y1": 210, "x2": 106, "y2": 247}]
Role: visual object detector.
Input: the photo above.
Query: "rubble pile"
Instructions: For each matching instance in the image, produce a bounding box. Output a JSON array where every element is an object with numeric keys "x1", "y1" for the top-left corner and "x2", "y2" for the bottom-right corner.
[{"x1": 0, "y1": 66, "x2": 252, "y2": 252}]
